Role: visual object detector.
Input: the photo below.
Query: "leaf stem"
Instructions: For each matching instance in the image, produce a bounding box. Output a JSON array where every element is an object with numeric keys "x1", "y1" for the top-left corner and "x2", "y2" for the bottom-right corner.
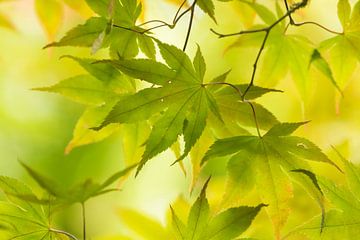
[
  {"x1": 203, "y1": 82, "x2": 262, "y2": 138},
  {"x1": 183, "y1": 0, "x2": 197, "y2": 51},
  {"x1": 284, "y1": 0, "x2": 342, "y2": 35},
  {"x1": 203, "y1": 82, "x2": 243, "y2": 96},
  {"x1": 291, "y1": 21, "x2": 343, "y2": 35},
  {"x1": 247, "y1": 101, "x2": 262, "y2": 138},
  {"x1": 241, "y1": 30, "x2": 270, "y2": 101},
  {"x1": 49, "y1": 228, "x2": 79, "y2": 240},
  {"x1": 211, "y1": 0, "x2": 309, "y2": 101}
]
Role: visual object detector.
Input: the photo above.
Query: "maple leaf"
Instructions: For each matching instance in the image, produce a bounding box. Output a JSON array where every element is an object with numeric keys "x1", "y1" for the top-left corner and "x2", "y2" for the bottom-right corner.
[
  {"x1": 0, "y1": 176, "x2": 76, "y2": 240},
  {"x1": 318, "y1": 0, "x2": 360, "y2": 89},
  {"x1": 228, "y1": 2, "x2": 315, "y2": 98},
  {"x1": 14, "y1": 161, "x2": 136, "y2": 206},
  {"x1": 285, "y1": 149, "x2": 360, "y2": 239},
  {"x1": 171, "y1": 178, "x2": 266, "y2": 240},
  {"x1": 202, "y1": 122, "x2": 341, "y2": 239},
  {"x1": 35, "y1": 0, "x2": 63, "y2": 41},
  {"x1": 95, "y1": 41, "x2": 277, "y2": 174},
  {"x1": 34, "y1": 55, "x2": 135, "y2": 153},
  {"x1": 94, "y1": 42, "x2": 222, "y2": 174},
  {"x1": 45, "y1": 0, "x2": 155, "y2": 59}
]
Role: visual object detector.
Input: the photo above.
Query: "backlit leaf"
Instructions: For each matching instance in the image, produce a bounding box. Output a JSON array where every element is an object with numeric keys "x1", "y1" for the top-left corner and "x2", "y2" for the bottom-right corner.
[{"x1": 35, "y1": 0, "x2": 63, "y2": 41}]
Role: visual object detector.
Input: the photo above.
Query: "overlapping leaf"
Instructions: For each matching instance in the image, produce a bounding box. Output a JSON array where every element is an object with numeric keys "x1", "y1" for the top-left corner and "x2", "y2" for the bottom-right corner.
[
  {"x1": 319, "y1": 0, "x2": 360, "y2": 89},
  {"x1": 35, "y1": 0, "x2": 63, "y2": 41},
  {"x1": 95, "y1": 41, "x2": 278, "y2": 174},
  {"x1": 94, "y1": 43, "x2": 217, "y2": 173},
  {"x1": 35, "y1": 56, "x2": 134, "y2": 153},
  {"x1": 46, "y1": 0, "x2": 155, "y2": 59},
  {"x1": 228, "y1": 2, "x2": 315, "y2": 98},
  {"x1": 18, "y1": 161, "x2": 136, "y2": 205},
  {"x1": 202, "y1": 122, "x2": 340, "y2": 238},
  {"x1": 171, "y1": 178, "x2": 266, "y2": 240},
  {"x1": 285, "y1": 151, "x2": 360, "y2": 239}
]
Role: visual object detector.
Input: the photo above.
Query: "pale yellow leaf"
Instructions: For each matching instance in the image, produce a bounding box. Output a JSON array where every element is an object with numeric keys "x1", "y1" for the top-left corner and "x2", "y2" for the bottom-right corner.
[{"x1": 35, "y1": 0, "x2": 63, "y2": 41}]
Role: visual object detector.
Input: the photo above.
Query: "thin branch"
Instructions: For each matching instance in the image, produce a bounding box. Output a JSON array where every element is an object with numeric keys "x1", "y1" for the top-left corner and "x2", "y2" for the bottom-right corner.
[
  {"x1": 247, "y1": 101, "x2": 262, "y2": 138},
  {"x1": 242, "y1": 30, "x2": 270, "y2": 100},
  {"x1": 291, "y1": 21, "x2": 343, "y2": 35},
  {"x1": 173, "y1": 0, "x2": 188, "y2": 24},
  {"x1": 284, "y1": 0, "x2": 342, "y2": 34},
  {"x1": 137, "y1": 19, "x2": 172, "y2": 27},
  {"x1": 210, "y1": 28, "x2": 267, "y2": 38},
  {"x1": 211, "y1": 0, "x2": 309, "y2": 101},
  {"x1": 50, "y1": 229, "x2": 79, "y2": 240},
  {"x1": 183, "y1": 0, "x2": 197, "y2": 51},
  {"x1": 203, "y1": 82, "x2": 262, "y2": 138},
  {"x1": 211, "y1": 1, "x2": 303, "y2": 39},
  {"x1": 203, "y1": 82, "x2": 243, "y2": 96},
  {"x1": 284, "y1": 0, "x2": 294, "y2": 24}
]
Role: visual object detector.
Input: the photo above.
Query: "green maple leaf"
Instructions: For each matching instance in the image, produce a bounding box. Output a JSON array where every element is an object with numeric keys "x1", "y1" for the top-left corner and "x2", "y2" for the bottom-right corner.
[
  {"x1": 15, "y1": 161, "x2": 136, "y2": 206},
  {"x1": 95, "y1": 41, "x2": 277, "y2": 174},
  {"x1": 318, "y1": 0, "x2": 360, "y2": 89},
  {"x1": 95, "y1": 42, "x2": 220, "y2": 174},
  {"x1": 33, "y1": 56, "x2": 133, "y2": 106},
  {"x1": 211, "y1": 81, "x2": 281, "y2": 130},
  {"x1": 34, "y1": 55, "x2": 135, "y2": 153},
  {"x1": 46, "y1": 0, "x2": 155, "y2": 59},
  {"x1": 202, "y1": 122, "x2": 340, "y2": 238},
  {"x1": 197, "y1": 0, "x2": 217, "y2": 23},
  {"x1": 0, "y1": 176, "x2": 75, "y2": 240},
  {"x1": 171, "y1": 178, "x2": 266, "y2": 240},
  {"x1": 285, "y1": 149, "x2": 360, "y2": 239}
]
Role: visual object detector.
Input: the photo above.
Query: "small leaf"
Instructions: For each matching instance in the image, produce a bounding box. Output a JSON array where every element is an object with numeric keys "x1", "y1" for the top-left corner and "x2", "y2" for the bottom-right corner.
[
  {"x1": 33, "y1": 75, "x2": 117, "y2": 106},
  {"x1": 171, "y1": 206, "x2": 187, "y2": 240},
  {"x1": 204, "y1": 204, "x2": 267, "y2": 240},
  {"x1": 65, "y1": 101, "x2": 120, "y2": 154},
  {"x1": 118, "y1": 208, "x2": 171, "y2": 240},
  {"x1": 265, "y1": 122, "x2": 309, "y2": 137},
  {"x1": 20, "y1": 161, "x2": 65, "y2": 198},
  {"x1": 309, "y1": 49, "x2": 342, "y2": 95},
  {"x1": 186, "y1": 177, "x2": 211, "y2": 240},
  {"x1": 193, "y1": 45, "x2": 206, "y2": 81},
  {"x1": 61, "y1": 55, "x2": 122, "y2": 83},
  {"x1": 338, "y1": 0, "x2": 351, "y2": 28},
  {"x1": 157, "y1": 40, "x2": 199, "y2": 83},
  {"x1": 197, "y1": 0, "x2": 217, "y2": 23},
  {"x1": 44, "y1": 17, "x2": 107, "y2": 48},
  {"x1": 105, "y1": 58, "x2": 177, "y2": 86},
  {"x1": 0, "y1": 12, "x2": 15, "y2": 30},
  {"x1": 138, "y1": 35, "x2": 156, "y2": 59},
  {"x1": 35, "y1": 0, "x2": 63, "y2": 41}
]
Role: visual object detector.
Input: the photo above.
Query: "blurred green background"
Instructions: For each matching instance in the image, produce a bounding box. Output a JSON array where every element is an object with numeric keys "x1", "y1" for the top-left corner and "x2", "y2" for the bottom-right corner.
[{"x1": 1, "y1": 0, "x2": 360, "y2": 239}]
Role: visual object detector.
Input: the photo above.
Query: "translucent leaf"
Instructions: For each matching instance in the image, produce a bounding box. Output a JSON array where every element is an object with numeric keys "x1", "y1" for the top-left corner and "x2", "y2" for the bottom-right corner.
[
  {"x1": 118, "y1": 208, "x2": 171, "y2": 240},
  {"x1": 204, "y1": 204, "x2": 266, "y2": 240},
  {"x1": 197, "y1": 0, "x2": 217, "y2": 23},
  {"x1": 185, "y1": 178, "x2": 210, "y2": 240},
  {"x1": 338, "y1": 0, "x2": 351, "y2": 28},
  {"x1": 65, "y1": 100, "x2": 120, "y2": 154},
  {"x1": 0, "y1": 12, "x2": 14, "y2": 30},
  {"x1": 44, "y1": 17, "x2": 107, "y2": 48},
  {"x1": 33, "y1": 75, "x2": 117, "y2": 106},
  {"x1": 35, "y1": 0, "x2": 63, "y2": 41}
]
